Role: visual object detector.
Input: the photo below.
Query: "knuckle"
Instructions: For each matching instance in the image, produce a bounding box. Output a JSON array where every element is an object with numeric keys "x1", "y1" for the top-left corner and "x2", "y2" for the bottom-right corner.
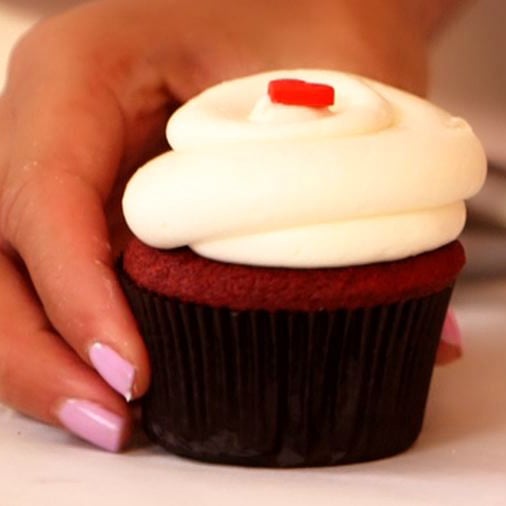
[
  {"x1": 12, "y1": 12, "x2": 72, "y2": 57},
  {"x1": 7, "y1": 21, "x2": 56, "y2": 80},
  {"x1": 0, "y1": 172, "x2": 40, "y2": 245},
  {"x1": 6, "y1": 13, "x2": 88, "y2": 90},
  {"x1": 0, "y1": 167, "x2": 73, "y2": 248},
  {"x1": 1, "y1": 168, "x2": 63, "y2": 244}
]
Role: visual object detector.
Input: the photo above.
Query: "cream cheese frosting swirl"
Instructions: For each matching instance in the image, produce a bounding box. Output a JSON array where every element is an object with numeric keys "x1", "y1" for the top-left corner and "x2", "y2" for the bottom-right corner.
[{"x1": 123, "y1": 69, "x2": 487, "y2": 268}]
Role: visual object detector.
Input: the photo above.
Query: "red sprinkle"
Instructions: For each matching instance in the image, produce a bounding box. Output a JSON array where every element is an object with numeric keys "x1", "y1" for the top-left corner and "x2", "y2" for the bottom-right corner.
[{"x1": 268, "y1": 78, "x2": 335, "y2": 107}]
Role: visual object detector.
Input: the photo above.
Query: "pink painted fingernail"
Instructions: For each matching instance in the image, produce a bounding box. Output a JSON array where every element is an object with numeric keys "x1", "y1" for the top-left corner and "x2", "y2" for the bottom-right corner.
[
  {"x1": 89, "y1": 343, "x2": 135, "y2": 401},
  {"x1": 441, "y1": 309, "x2": 462, "y2": 350},
  {"x1": 58, "y1": 399, "x2": 125, "y2": 452}
]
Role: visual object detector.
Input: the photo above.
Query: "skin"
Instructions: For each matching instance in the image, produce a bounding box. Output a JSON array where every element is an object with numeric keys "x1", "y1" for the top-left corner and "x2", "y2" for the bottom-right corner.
[{"x1": 0, "y1": 0, "x2": 467, "y2": 449}]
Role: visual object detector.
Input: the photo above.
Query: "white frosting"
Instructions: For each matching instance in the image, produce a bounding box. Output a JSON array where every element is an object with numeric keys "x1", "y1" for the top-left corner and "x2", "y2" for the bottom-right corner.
[{"x1": 123, "y1": 69, "x2": 487, "y2": 268}]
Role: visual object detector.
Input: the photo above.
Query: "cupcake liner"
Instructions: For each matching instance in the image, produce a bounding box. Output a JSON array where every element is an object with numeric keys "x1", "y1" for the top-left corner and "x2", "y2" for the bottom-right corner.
[{"x1": 119, "y1": 265, "x2": 453, "y2": 467}]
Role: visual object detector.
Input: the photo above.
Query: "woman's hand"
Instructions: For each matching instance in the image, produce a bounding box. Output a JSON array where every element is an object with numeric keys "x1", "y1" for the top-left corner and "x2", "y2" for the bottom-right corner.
[{"x1": 0, "y1": 0, "x2": 444, "y2": 451}]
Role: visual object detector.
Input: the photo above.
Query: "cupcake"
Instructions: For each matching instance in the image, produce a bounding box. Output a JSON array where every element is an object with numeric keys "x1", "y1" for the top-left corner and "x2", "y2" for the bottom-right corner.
[{"x1": 119, "y1": 70, "x2": 486, "y2": 467}]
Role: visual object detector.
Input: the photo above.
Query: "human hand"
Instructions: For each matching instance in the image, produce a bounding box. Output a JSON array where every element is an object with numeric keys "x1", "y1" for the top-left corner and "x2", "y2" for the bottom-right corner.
[{"x1": 0, "y1": 0, "x2": 446, "y2": 451}]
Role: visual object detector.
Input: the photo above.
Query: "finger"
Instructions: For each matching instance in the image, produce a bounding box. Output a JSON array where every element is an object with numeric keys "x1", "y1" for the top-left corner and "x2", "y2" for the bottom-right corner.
[
  {"x1": 0, "y1": 26, "x2": 175, "y2": 401},
  {"x1": 2, "y1": 166, "x2": 150, "y2": 401},
  {"x1": 436, "y1": 309, "x2": 463, "y2": 365},
  {"x1": 0, "y1": 252, "x2": 131, "y2": 452}
]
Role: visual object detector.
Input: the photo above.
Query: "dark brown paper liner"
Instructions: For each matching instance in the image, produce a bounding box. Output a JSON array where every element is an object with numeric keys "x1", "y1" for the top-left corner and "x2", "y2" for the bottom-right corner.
[{"x1": 119, "y1": 266, "x2": 453, "y2": 467}]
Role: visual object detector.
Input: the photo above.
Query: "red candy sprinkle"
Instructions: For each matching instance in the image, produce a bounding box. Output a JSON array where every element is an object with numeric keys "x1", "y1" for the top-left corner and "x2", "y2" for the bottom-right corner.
[{"x1": 268, "y1": 78, "x2": 335, "y2": 107}]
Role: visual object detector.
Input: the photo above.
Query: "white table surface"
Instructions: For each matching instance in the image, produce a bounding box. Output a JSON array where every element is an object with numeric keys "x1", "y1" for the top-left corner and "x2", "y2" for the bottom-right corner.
[{"x1": 1, "y1": 2, "x2": 505, "y2": 505}]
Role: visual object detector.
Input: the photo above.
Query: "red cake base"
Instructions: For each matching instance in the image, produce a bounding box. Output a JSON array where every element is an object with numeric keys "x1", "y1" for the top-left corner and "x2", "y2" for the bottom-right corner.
[{"x1": 123, "y1": 239, "x2": 465, "y2": 311}]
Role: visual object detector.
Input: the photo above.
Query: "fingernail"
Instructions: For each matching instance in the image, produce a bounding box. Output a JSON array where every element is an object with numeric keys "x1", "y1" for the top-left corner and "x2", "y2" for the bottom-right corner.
[
  {"x1": 89, "y1": 343, "x2": 135, "y2": 401},
  {"x1": 441, "y1": 309, "x2": 462, "y2": 350},
  {"x1": 57, "y1": 399, "x2": 125, "y2": 452}
]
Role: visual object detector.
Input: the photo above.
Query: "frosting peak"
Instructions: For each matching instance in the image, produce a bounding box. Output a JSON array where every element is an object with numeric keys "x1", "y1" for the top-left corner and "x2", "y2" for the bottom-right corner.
[{"x1": 123, "y1": 69, "x2": 487, "y2": 268}]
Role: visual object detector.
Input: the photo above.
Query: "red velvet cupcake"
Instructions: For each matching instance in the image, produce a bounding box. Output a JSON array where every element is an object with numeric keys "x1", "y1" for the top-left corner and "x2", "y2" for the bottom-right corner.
[{"x1": 119, "y1": 70, "x2": 486, "y2": 466}]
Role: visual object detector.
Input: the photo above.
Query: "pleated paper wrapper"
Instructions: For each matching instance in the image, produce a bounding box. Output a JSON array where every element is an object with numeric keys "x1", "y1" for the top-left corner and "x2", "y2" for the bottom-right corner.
[{"x1": 120, "y1": 267, "x2": 452, "y2": 467}]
